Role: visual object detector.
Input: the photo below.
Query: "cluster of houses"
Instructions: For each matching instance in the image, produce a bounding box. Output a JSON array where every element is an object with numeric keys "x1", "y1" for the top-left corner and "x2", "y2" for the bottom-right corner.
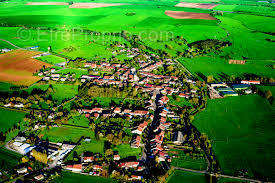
[
  {"x1": 40, "y1": 68, "x2": 76, "y2": 82},
  {"x1": 208, "y1": 80, "x2": 259, "y2": 99},
  {"x1": 64, "y1": 151, "x2": 144, "y2": 181},
  {"x1": 8, "y1": 135, "x2": 76, "y2": 168}
]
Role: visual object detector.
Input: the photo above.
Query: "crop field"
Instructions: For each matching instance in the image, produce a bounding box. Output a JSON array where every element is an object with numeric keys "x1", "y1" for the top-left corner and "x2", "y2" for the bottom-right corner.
[
  {"x1": 52, "y1": 171, "x2": 116, "y2": 183},
  {"x1": 0, "y1": 108, "x2": 26, "y2": 133},
  {"x1": 170, "y1": 150, "x2": 207, "y2": 170},
  {"x1": 38, "y1": 126, "x2": 94, "y2": 143},
  {"x1": 193, "y1": 95, "x2": 274, "y2": 179},
  {"x1": 168, "y1": 170, "x2": 207, "y2": 183},
  {"x1": 165, "y1": 11, "x2": 217, "y2": 20},
  {"x1": 181, "y1": 56, "x2": 274, "y2": 78},
  {"x1": 0, "y1": 49, "x2": 52, "y2": 85}
]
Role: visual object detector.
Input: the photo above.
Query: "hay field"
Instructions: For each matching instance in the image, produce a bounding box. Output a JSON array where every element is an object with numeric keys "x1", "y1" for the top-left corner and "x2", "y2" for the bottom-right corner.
[
  {"x1": 175, "y1": 2, "x2": 219, "y2": 9},
  {"x1": 26, "y1": 2, "x2": 69, "y2": 5},
  {"x1": 0, "y1": 49, "x2": 52, "y2": 85},
  {"x1": 69, "y1": 3, "x2": 128, "y2": 9},
  {"x1": 165, "y1": 10, "x2": 216, "y2": 20},
  {"x1": 193, "y1": 96, "x2": 274, "y2": 180}
]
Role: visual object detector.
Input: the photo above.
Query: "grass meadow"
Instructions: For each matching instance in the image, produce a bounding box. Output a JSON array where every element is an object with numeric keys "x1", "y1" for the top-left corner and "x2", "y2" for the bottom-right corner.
[
  {"x1": 193, "y1": 95, "x2": 274, "y2": 180},
  {"x1": 52, "y1": 171, "x2": 116, "y2": 183},
  {"x1": 0, "y1": 108, "x2": 26, "y2": 133},
  {"x1": 168, "y1": 170, "x2": 207, "y2": 183},
  {"x1": 38, "y1": 126, "x2": 94, "y2": 143}
]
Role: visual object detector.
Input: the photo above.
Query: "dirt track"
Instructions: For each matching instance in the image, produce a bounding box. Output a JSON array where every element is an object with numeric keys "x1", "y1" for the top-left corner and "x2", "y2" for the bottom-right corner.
[{"x1": 165, "y1": 11, "x2": 216, "y2": 20}]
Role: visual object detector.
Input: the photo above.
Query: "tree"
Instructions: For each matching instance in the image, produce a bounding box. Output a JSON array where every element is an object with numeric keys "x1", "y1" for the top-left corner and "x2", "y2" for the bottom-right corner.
[
  {"x1": 207, "y1": 75, "x2": 214, "y2": 83},
  {"x1": 265, "y1": 90, "x2": 272, "y2": 99}
]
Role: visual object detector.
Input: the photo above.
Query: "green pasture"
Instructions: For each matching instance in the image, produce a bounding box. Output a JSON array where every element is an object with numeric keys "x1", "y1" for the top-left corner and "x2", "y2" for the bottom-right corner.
[
  {"x1": 113, "y1": 144, "x2": 142, "y2": 158},
  {"x1": 0, "y1": 82, "x2": 17, "y2": 92},
  {"x1": 181, "y1": 56, "x2": 274, "y2": 78},
  {"x1": 52, "y1": 171, "x2": 116, "y2": 183},
  {"x1": 170, "y1": 150, "x2": 207, "y2": 171},
  {"x1": 68, "y1": 115, "x2": 89, "y2": 127},
  {"x1": 0, "y1": 147, "x2": 22, "y2": 171},
  {"x1": 168, "y1": 170, "x2": 207, "y2": 183},
  {"x1": 168, "y1": 96, "x2": 192, "y2": 107},
  {"x1": 0, "y1": 108, "x2": 26, "y2": 133},
  {"x1": 193, "y1": 95, "x2": 274, "y2": 180},
  {"x1": 38, "y1": 126, "x2": 93, "y2": 143},
  {"x1": 38, "y1": 54, "x2": 66, "y2": 65}
]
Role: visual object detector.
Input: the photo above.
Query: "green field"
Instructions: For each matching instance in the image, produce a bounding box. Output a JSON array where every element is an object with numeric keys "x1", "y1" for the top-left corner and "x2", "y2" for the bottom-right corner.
[
  {"x1": 113, "y1": 144, "x2": 142, "y2": 158},
  {"x1": 168, "y1": 170, "x2": 207, "y2": 183},
  {"x1": 181, "y1": 56, "x2": 274, "y2": 78},
  {"x1": 170, "y1": 150, "x2": 207, "y2": 171},
  {"x1": 37, "y1": 54, "x2": 66, "y2": 65},
  {"x1": 38, "y1": 126, "x2": 94, "y2": 143},
  {"x1": 193, "y1": 95, "x2": 274, "y2": 180},
  {"x1": 0, "y1": 108, "x2": 26, "y2": 133},
  {"x1": 0, "y1": 147, "x2": 22, "y2": 171},
  {"x1": 68, "y1": 115, "x2": 90, "y2": 127},
  {"x1": 52, "y1": 171, "x2": 116, "y2": 183}
]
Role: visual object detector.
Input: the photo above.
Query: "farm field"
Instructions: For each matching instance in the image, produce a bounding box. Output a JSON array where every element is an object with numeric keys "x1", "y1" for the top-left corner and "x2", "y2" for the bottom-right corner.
[
  {"x1": 170, "y1": 150, "x2": 207, "y2": 171},
  {"x1": 0, "y1": 49, "x2": 52, "y2": 85},
  {"x1": 0, "y1": 0, "x2": 273, "y2": 182},
  {"x1": 52, "y1": 171, "x2": 116, "y2": 183},
  {"x1": 180, "y1": 56, "x2": 274, "y2": 78},
  {"x1": 193, "y1": 95, "x2": 274, "y2": 180},
  {"x1": 0, "y1": 147, "x2": 22, "y2": 171},
  {"x1": 0, "y1": 108, "x2": 26, "y2": 133},
  {"x1": 168, "y1": 170, "x2": 207, "y2": 183},
  {"x1": 38, "y1": 126, "x2": 94, "y2": 143}
]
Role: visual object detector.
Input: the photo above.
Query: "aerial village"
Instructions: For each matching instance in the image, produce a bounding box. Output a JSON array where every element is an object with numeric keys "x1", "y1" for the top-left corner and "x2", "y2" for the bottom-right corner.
[{"x1": 0, "y1": 38, "x2": 269, "y2": 182}]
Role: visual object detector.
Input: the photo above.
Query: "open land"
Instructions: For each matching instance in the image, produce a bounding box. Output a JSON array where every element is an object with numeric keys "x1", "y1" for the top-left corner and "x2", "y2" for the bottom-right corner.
[
  {"x1": 0, "y1": 50, "x2": 52, "y2": 85},
  {"x1": 193, "y1": 95, "x2": 274, "y2": 178},
  {"x1": 0, "y1": 0, "x2": 274, "y2": 182},
  {"x1": 69, "y1": 3, "x2": 128, "y2": 9},
  {"x1": 175, "y1": 2, "x2": 219, "y2": 9},
  {"x1": 165, "y1": 11, "x2": 216, "y2": 20},
  {"x1": 26, "y1": 2, "x2": 69, "y2": 6}
]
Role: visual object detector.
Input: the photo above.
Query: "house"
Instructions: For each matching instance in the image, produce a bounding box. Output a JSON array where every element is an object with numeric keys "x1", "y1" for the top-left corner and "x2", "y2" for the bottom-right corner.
[
  {"x1": 34, "y1": 174, "x2": 44, "y2": 181},
  {"x1": 232, "y1": 84, "x2": 250, "y2": 90},
  {"x1": 221, "y1": 91, "x2": 238, "y2": 97},
  {"x1": 17, "y1": 167, "x2": 27, "y2": 174},
  {"x1": 83, "y1": 156, "x2": 94, "y2": 163},
  {"x1": 14, "y1": 103, "x2": 24, "y2": 108},
  {"x1": 65, "y1": 164, "x2": 82, "y2": 172},
  {"x1": 113, "y1": 107, "x2": 121, "y2": 114},
  {"x1": 131, "y1": 136, "x2": 141, "y2": 148},
  {"x1": 119, "y1": 161, "x2": 139, "y2": 169},
  {"x1": 132, "y1": 121, "x2": 148, "y2": 134},
  {"x1": 128, "y1": 175, "x2": 142, "y2": 180},
  {"x1": 173, "y1": 131, "x2": 185, "y2": 145},
  {"x1": 93, "y1": 165, "x2": 103, "y2": 171},
  {"x1": 210, "y1": 82, "x2": 227, "y2": 88},
  {"x1": 241, "y1": 80, "x2": 260, "y2": 85},
  {"x1": 113, "y1": 154, "x2": 120, "y2": 161}
]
